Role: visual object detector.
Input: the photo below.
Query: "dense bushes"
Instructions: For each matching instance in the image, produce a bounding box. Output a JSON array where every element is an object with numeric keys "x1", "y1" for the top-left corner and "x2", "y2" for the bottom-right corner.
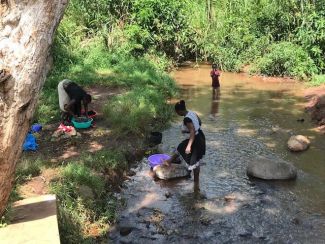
[
  {"x1": 46, "y1": 0, "x2": 325, "y2": 86},
  {"x1": 251, "y1": 42, "x2": 318, "y2": 79}
]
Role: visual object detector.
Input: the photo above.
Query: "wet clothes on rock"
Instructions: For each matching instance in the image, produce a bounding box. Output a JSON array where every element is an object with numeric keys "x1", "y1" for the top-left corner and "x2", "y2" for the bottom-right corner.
[{"x1": 176, "y1": 111, "x2": 206, "y2": 170}]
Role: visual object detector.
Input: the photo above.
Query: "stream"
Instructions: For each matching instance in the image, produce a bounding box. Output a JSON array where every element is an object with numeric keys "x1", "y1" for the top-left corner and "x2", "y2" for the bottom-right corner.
[{"x1": 109, "y1": 66, "x2": 325, "y2": 244}]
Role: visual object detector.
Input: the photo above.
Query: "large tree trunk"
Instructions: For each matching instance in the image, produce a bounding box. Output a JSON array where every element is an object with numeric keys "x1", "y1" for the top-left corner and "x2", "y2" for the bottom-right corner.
[{"x1": 0, "y1": 0, "x2": 68, "y2": 216}]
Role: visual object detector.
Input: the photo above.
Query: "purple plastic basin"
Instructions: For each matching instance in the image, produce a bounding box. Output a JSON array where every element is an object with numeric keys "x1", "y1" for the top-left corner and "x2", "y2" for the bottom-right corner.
[{"x1": 148, "y1": 154, "x2": 170, "y2": 168}]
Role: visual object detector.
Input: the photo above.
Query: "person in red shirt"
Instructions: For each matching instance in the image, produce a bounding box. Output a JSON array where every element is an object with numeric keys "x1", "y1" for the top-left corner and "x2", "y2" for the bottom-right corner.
[{"x1": 210, "y1": 64, "x2": 220, "y2": 97}]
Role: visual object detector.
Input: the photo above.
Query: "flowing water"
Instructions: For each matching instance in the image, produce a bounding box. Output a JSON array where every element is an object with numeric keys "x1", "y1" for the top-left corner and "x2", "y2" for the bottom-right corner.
[{"x1": 110, "y1": 66, "x2": 325, "y2": 243}]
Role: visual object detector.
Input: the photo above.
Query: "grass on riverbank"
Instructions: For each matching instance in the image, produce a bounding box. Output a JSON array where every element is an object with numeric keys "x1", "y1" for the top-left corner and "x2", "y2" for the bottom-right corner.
[
  {"x1": 14, "y1": 37, "x2": 177, "y2": 243},
  {"x1": 309, "y1": 74, "x2": 325, "y2": 86},
  {"x1": 51, "y1": 150, "x2": 128, "y2": 243},
  {"x1": 6, "y1": 150, "x2": 129, "y2": 243}
]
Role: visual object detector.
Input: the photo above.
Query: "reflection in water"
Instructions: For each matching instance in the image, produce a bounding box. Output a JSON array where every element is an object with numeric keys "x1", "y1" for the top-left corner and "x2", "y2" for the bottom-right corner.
[{"x1": 209, "y1": 88, "x2": 220, "y2": 120}]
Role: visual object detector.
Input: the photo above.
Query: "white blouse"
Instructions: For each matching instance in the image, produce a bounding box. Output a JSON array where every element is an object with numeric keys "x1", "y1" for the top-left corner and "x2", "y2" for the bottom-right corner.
[{"x1": 181, "y1": 111, "x2": 201, "y2": 135}]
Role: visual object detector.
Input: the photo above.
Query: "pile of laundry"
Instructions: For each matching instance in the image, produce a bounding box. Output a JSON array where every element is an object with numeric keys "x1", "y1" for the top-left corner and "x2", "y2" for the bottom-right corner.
[{"x1": 51, "y1": 123, "x2": 81, "y2": 140}]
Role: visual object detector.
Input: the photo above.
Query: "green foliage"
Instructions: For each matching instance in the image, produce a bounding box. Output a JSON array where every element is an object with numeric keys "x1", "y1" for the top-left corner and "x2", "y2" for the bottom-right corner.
[
  {"x1": 251, "y1": 42, "x2": 317, "y2": 79},
  {"x1": 83, "y1": 150, "x2": 127, "y2": 172},
  {"x1": 128, "y1": 0, "x2": 192, "y2": 58},
  {"x1": 51, "y1": 154, "x2": 120, "y2": 243},
  {"x1": 0, "y1": 187, "x2": 20, "y2": 228},
  {"x1": 296, "y1": 8, "x2": 325, "y2": 72},
  {"x1": 310, "y1": 74, "x2": 325, "y2": 86},
  {"x1": 104, "y1": 87, "x2": 174, "y2": 135},
  {"x1": 15, "y1": 158, "x2": 43, "y2": 184},
  {"x1": 61, "y1": 164, "x2": 105, "y2": 194}
]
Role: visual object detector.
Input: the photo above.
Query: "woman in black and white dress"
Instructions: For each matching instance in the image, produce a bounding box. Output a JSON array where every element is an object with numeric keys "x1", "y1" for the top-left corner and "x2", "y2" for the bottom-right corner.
[{"x1": 165, "y1": 100, "x2": 206, "y2": 191}]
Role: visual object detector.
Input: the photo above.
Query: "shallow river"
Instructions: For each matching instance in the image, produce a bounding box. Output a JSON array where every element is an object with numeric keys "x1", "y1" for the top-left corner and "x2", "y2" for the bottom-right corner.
[{"x1": 110, "y1": 66, "x2": 325, "y2": 243}]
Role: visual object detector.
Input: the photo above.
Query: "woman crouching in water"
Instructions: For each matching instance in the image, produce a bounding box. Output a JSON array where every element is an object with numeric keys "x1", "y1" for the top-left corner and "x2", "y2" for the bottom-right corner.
[{"x1": 165, "y1": 100, "x2": 206, "y2": 192}]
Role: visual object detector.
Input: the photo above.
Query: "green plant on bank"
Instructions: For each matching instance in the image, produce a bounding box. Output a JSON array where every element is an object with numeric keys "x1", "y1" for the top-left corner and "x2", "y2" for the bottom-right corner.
[
  {"x1": 250, "y1": 42, "x2": 318, "y2": 79},
  {"x1": 0, "y1": 187, "x2": 20, "y2": 228},
  {"x1": 104, "y1": 87, "x2": 174, "y2": 135},
  {"x1": 82, "y1": 150, "x2": 127, "y2": 172},
  {"x1": 309, "y1": 74, "x2": 325, "y2": 86},
  {"x1": 50, "y1": 150, "x2": 126, "y2": 243},
  {"x1": 15, "y1": 157, "x2": 44, "y2": 185}
]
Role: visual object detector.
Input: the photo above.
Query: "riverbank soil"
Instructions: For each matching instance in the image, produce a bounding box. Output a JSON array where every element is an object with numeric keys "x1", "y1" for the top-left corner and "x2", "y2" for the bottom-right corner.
[{"x1": 305, "y1": 84, "x2": 325, "y2": 133}]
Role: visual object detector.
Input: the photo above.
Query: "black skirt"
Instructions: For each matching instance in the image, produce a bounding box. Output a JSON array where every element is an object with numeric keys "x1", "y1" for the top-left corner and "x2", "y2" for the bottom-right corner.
[{"x1": 177, "y1": 129, "x2": 206, "y2": 167}]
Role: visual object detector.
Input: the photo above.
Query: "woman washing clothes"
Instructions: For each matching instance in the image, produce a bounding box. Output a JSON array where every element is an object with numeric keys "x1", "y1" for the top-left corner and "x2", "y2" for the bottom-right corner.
[{"x1": 164, "y1": 100, "x2": 206, "y2": 192}]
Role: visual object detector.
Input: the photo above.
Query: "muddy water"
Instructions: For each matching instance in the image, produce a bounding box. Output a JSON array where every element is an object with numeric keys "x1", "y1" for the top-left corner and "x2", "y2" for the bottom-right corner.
[{"x1": 110, "y1": 66, "x2": 325, "y2": 243}]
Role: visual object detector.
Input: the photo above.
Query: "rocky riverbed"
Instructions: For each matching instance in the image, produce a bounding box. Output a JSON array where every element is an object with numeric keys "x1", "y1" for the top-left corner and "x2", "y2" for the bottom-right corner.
[
  {"x1": 109, "y1": 123, "x2": 325, "y2": 243},
  {"x1": 109, "y1": 67, "x2": 325, "y2": 243}
]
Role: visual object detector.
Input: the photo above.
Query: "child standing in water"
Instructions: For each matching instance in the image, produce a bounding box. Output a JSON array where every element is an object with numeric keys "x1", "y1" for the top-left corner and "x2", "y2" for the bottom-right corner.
[
  {"x1": 210, "y1": 64, "x2": 220, "y2": 96},
  {"x1": 165, "y1": 100, "x2": 206, "y2": 192}
]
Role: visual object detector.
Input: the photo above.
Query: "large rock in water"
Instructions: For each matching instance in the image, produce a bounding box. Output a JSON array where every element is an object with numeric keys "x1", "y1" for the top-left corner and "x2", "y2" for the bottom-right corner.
[
  {"x1": 247, "y1": 156, "x2": 297, "y2": 180},
  {"x1": 287, "y1": 135, "x2": 310, "y2": 152},
  {"x1": 154, "y1": 164, "x2": 190, "y2": 180}
]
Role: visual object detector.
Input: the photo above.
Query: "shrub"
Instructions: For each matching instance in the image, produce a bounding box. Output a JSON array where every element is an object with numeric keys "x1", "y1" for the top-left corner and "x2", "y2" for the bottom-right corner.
[
  {"x1": 15, "y1": 158, "x2": 43, "y2": 184},
  {"x1": 61, "y1": 164, "x2": 105, "y2": 194},
  {"x1": 251, "y1": 42, "x2": 318, "y2": 79},
  {"x1": 104, "y1": 87, "x2": 173, "y2": 135},
  {"x1": 82, "y1": 150, "x2": 127, "y2": 172},
  {"x1": 309, "y1": 74, "x2": 325, "y2": 86}
]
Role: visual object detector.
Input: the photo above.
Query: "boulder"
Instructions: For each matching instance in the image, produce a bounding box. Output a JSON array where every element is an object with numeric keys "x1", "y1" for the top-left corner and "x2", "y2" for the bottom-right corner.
[
  {"x1": 287, "y1": 135, "x2": 310, "y2": 152},
  {"x1": 154, "y1": 164, "x2": 190, "y2": 180},
  {"x1": 247, "y1": 156, "x2": 297, "y2": 180},
  {"x1": 305, "y1": 94, "x2": 325, "y2": 121}
]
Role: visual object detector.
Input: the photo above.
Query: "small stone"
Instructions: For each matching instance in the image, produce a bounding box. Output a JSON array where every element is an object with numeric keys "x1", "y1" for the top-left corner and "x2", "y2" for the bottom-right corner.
[
  {"x1": 239, "y1": 232, "x2": 252, "y2": 237},
  {"x1": 292, "y1": 217, "x2": 301, "y2": 225},
  {"x1": 287, "y1": 135, "x2": 310, "y2": 152},
  {"x1": 128, "y1": 170, "x2": 136, "y2": 177},
  {"x1": 119, "y1": 226, "x2": 133, "y2": 236},
  {"x1": 165, "y1": 191, "x2": 172, "y2": 198}
]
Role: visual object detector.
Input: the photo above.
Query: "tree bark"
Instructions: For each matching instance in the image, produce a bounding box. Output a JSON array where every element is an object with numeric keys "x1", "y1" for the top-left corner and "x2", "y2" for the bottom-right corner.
[{"x1": 0, "y1": 0, "x2": 68, "y2": 216}]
